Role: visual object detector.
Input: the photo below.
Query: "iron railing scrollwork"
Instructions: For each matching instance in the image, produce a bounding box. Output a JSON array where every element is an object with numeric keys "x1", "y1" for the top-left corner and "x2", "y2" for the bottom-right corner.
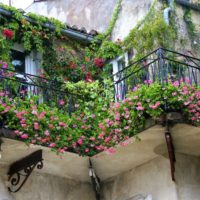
[
  {"x1": 0, "y1": 67, "x2": 79, "y2": 114},
  {"x1": 113, "y1": 47, "x2": 200, "y2": 101}
]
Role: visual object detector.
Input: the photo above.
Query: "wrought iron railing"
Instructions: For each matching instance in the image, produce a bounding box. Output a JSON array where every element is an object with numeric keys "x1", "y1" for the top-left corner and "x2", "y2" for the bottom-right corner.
[
  {"x1": 0, "y1": 67, "x2": 77, "y2": 113},
  {"x1": 113, "y1": 47, "x2": 200, "y2": 101}
]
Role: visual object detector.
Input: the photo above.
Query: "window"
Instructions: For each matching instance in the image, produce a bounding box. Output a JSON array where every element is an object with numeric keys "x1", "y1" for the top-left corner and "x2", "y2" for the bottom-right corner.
[
  {"x1": 110, "y1": 51, "x2": 133, "y2": 101},
  {"x1": 11, "y1": 50, "x2": 25, "y2": 73},
  {"x1": 10, "y1": 44, "x2": 42, "y2": 98},
  {"x1": 11, "y1": 44, "x2": 41, "y2": 76}
]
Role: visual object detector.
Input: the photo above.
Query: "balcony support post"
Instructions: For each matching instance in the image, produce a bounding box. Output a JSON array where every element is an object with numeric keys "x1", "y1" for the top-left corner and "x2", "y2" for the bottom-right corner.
[
  {"x1": 89, "y1": 159, "x2": 101, "y2": 200},
  {"x1": 165, "y1": 120, "x2": 176, "y2": 181}
]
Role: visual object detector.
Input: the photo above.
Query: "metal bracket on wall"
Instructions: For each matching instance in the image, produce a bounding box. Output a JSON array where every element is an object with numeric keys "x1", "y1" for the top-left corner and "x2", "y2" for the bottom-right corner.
[
  {"x1": 7, "y1": 150, "x2": 43, "y2": 193},
  {"x1": 89, "y1": 159, "x2": 101, "y2": 200},
  {"x1": 165, "y1": 121, "x2": 176, "y2": 181}
]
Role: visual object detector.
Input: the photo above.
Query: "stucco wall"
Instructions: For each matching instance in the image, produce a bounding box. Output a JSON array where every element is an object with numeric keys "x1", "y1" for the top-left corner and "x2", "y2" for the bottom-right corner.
[
  {"x1": 0, "y1": 165, "x2": 95, "y2": 200},
  {"x1": 26, "y1": 0, "x2": 117, "y2": 33},
  {"x1": 176, "y1": 154, "x2": 200, "y2": 200},
  {"x1": 101, "y1": 156, "x2": 178, "y2": 200},
  {"x1": 101, "y1": 153, "x2": 200, "y2": 200},
  {"x1": 26, "y1": 0, "x2": 153, "y2": 40}
]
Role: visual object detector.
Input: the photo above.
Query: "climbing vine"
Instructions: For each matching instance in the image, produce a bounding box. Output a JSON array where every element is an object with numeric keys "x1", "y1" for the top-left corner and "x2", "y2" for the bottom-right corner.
[
  {"x1": 102, "y1": 0, "x2": 122, "y2": 39},
  {"x1": 123, "y1": 0, "x2": 177, "y2": 60}
]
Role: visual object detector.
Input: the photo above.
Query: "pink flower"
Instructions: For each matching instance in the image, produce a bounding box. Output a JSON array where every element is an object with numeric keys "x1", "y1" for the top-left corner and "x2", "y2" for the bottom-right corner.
[
  {"x1": 115, "y1": 102, "x2": 121, "y2": 109},
  {"x1": 172, "y1": 92, "x2": 177, "y2": 96},
  {"x1": 149, "y1": 101, "x2": 161, "y2": 109},
  {"x1": 91, "y1": 114, "x2": 96, "y2": 118},
  {"x1": 44, "y1": 130, "x2": 50, "y2": 136},
  {"x1": 184, "y1": 101, "x2": 190, "y2": 106},
  {"x1": 20, "y1": 119, "x2": 26, "y2": 123},
  {"x1": 59, "y1": 122, "x2": 66, "y2": 127},
  {"x1": 98, "y1": 123, "x2": 105, "y2": 130},
  {"x1": 31, "y1": 110, "x2": 38, "y2": 115},
  {"x1": 31, "y1": 140, "x2": 36, "y2": 144},
  {"x1": 49, "y1": 124, "x2": 54, "y2": 129},
  {"x1": 133, "y1": 96, "x2": 138, "y2": 100},
  {"x1": 49, "y1": 143, "x2": 56, "y2": 148},
  {"x1": 59, "y1": 100, "x2": 65, "y2": 106},
  {"x1": 34, "y1": 122, "x2": 39, "y2": 130},
  {"x1": 41, "y1": 139, "x2": 47, "y2": 143},
  {"x1": 98, "y1": 132, "x2": 105, "y2": 139},
  {"x1": 77, "y1": 138, "x2": 83, "y2": 145},
  {"x1": 21, "y1": 123, "x2": 27, "y2": 127},
  {"x1": 59, "y1": 149, "x2": 65, "y2": 153},
  {"x1": 120, "y1": 140, "x2": 130, "y2": 147},
  {"x1": 38, "y1": 111, "x2": 46, "y2": 119},
  {"x1": 104, "y1": 136, "x2": 111, "y2": 143},
  {"x1": 90, "y1": 137, "x2": 96, "y2": 141},
  {"x1": 85, "y1": 148, "x2": 90, "y2": 153},
  {"x1": 14, "y1": 130, "x2": 20, "y2": 135},
  {"x1": 20, "y1": 134, "x2": 28, "y2": 139},
  {"x1": 144, "y1": 80, "x2": 152, "y2": 84},
  {"x1": 191, "y1": 117, "x2": 196, "y2": 121},
  {"x1": 95, "y1": 146, "x2": 103, "y2": 151},
  {"x1": 106, "y1": 147, "x2": 116, "y2": 155},
  {"x1": 124, "y1": 126, "x2": 129, "y2": 130},
  {"x1": 173, "y1": 81, "x2": 179, "y2": 87},
  {"x1": 136, "y1": 106, "x2": 144, "y2": 111}
]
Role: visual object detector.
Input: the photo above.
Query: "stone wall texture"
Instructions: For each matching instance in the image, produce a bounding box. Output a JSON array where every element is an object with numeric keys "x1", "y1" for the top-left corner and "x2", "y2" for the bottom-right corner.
[{"x1": 101, "y1": 153, "x2": 200, "y2": 200}]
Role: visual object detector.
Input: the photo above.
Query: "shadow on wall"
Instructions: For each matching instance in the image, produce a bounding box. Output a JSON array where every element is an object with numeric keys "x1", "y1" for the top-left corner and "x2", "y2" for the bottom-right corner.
[{"x1": 127, "y1": 194, "x2": 152, "y2": 200}]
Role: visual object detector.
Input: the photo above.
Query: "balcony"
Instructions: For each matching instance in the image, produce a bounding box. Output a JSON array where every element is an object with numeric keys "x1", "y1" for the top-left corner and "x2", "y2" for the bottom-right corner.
[
  {"x1": 0, "y1": 48, "x2": 199, "y2": 158},
  {"x1": 113, "y1": 47, "x2": 200, "y2": 101}
]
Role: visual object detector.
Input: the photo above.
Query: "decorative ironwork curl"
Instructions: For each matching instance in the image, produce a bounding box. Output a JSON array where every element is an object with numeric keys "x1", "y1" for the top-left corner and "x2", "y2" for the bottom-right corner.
[{"x1": 7, "y1": 150, "x2": 43, "y2": 193}]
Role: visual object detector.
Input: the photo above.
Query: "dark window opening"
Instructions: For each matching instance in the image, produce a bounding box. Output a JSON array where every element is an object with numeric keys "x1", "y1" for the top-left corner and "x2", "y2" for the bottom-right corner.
[{"x1": 11, "y1": 50, "x2": 25, "y2": 73}]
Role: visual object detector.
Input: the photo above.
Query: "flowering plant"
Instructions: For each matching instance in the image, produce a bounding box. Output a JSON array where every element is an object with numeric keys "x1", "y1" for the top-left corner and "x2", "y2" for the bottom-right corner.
[
  {"x1": 0, "y1": 80, "x2": 199, "y2": 156},
  {"x1": 2, "y1": 29, "x2": 14, "y2": 39}
]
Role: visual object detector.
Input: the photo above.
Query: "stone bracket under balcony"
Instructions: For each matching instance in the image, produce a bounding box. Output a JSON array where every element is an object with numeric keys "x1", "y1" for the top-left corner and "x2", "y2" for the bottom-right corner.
[{"x1": 7, "y1": 150, "x2": 43, "y2": 193}]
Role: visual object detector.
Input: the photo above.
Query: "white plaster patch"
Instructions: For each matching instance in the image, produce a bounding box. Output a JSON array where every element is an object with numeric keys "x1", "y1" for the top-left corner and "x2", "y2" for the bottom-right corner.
[{"x1": 85, "y1": 8, "x2": 91, "y2": 21}]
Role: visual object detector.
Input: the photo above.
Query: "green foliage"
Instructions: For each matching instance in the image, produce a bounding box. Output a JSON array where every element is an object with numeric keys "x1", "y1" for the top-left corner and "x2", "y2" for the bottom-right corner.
[
  {"x1": 97, "y1": 40, "x2": 123, "y2": 59},
  {"x1": 0, "y1": 79, "x2": 199, "y2": 156},
  {"x1": 124, "y1": 0, "x2": 177, "y2": 60}
]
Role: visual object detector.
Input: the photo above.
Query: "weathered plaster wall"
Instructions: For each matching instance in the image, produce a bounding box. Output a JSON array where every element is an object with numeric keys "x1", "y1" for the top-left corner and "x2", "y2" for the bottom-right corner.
[
  {"x1": 0, "y1": 165, "x2": 95, "y2": 200},
  {"x1": 26, "y1": 0, "x2": 117, "y2": 33},
  {"x1": 101, "y1": 153, "x2": 200, "y2": 200},
  {"x1": 26, "y1": 0, "x2": 153, "y2": 40},
  {"x1": 111, "y1": 0, "x2": 152, "y2": 41},
  {"x1": 101, "y1": 156, "x2": 178, "y2": 200},
  {"x1": 175, "y1": 154, "x2": 200, "y2": 200}
]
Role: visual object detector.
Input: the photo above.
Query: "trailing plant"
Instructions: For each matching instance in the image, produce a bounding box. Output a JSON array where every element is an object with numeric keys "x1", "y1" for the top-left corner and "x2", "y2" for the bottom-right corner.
[{"x1": 0, "y1": 71, "x2": 199, "y2": 156}]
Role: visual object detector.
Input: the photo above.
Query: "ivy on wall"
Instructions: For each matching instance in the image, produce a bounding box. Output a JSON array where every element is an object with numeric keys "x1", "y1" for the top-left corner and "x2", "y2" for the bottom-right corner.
[{"x1": 123, "y1": 0, "x2": 177, "y2": 60}]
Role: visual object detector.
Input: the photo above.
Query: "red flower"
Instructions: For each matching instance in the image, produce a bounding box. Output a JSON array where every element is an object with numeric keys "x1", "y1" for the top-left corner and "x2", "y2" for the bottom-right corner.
[
  {"x1": 85, "y1": 72, "x2": 93, "y2": 82},
  {"x1": 94, "y1": 58, "x2": 104, "y2": 68},
  {"x1": 2, "y1": 29, "x2": 14, "y2": 39}
]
